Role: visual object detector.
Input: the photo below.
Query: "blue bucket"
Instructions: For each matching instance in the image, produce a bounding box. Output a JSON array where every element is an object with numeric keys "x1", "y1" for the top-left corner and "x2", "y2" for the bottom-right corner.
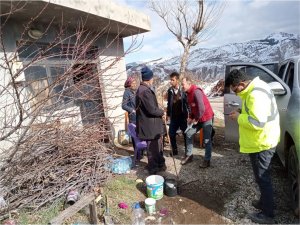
[{"x1": 146, "y1": 175, "x2": 164, "y2": 200}]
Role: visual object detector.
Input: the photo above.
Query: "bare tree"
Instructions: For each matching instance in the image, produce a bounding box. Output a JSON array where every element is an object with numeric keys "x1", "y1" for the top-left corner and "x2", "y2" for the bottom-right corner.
[
  {"x1": 0, "y1": 1, "x2": 141, "y2": 213},
  {"x1": 149, "y1": 0, "x2": 225, "y2": 76}
]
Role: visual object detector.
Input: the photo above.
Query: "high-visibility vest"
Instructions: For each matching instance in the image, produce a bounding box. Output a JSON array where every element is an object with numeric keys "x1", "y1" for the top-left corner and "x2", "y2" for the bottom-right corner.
[{"x1": 237, "y1": 77, "x2": 280, "y2": 153}]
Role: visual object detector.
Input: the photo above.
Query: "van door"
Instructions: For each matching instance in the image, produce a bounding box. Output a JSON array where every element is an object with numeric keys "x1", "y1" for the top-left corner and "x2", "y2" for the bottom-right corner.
[{"x1": 224, "y1": 63, "x2": 290, "y2": 143}]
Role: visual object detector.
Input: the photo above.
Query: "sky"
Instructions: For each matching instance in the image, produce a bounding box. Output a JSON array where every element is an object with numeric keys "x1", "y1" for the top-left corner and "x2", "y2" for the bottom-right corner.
[{"x1": 115, "y1": 0, "x2": 300, "y2": 64}]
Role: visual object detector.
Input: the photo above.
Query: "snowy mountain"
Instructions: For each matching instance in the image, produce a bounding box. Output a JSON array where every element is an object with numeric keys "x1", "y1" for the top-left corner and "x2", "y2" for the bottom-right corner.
[{"x1": 127, "y1": 32, "x2": 300, "y2": 82}]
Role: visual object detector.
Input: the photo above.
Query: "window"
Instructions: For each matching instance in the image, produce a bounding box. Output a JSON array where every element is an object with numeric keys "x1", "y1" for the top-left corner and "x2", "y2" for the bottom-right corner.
[
  {"x1": 284, "y1": 62, "x2": 294, "y2": 93},
  {"x1": 278, "y1": 63, "x2": 287, "y2": 79},
  {"x1": 18, "y1": 42, "x2": 105, "y2": 124},
  {"x1": 230, "y1": 65, "x2": 276, "y2": 83}
]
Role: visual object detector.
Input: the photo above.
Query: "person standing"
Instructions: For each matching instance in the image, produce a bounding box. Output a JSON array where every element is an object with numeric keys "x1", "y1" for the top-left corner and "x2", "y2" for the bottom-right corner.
[
  {"x1": 122, "y1": 76, "x2": 137, "y2": 124},
  {"x1": 227, "y1": 69, "x2": 279, "y2": 224},
  {"x1": 181, "y1": 76, "x2": 214, "y2": 168},
  {"x1": 122, "y1": 76, "x2": 137, "y2": 151},
  {"x1": 136, "y1": 66, "x2": 166, "y2": 174},
  {"x1": 166, "y1": 72, "x2": 188, "y2": 156}
]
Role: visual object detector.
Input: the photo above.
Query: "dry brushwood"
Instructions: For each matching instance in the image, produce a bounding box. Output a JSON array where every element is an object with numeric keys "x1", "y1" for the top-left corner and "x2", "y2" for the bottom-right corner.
[{"x1": 0, "y1": 122, "x2": 113, "y2": 213}]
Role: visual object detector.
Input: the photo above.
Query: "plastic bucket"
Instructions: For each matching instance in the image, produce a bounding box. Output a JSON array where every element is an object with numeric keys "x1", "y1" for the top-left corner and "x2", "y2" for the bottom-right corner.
[
  {"x1": 164, "y1": 178, "x2": 177, "y2": 197},
  {"x1": 145, "y1": 198, "x2": 156, "y2": 214},
  {"x1": 146, "y1": 175, "x2": 164, "y2": 200}
]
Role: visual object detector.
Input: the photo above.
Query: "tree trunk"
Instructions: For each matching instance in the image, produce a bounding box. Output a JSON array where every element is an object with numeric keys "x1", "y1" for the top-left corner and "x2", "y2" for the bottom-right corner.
[{"x1": 179, "y1": 45, "x2": 190, "y2": 78}]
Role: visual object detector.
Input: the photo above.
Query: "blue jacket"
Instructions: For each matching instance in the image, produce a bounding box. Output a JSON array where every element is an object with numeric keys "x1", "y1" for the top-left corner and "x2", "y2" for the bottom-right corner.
[{"x1": 122, "y1": 88, "x2": 136, "y2": 124}]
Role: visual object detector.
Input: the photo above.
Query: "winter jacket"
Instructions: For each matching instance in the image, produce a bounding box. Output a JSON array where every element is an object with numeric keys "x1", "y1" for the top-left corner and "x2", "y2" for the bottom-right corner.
[
  {"x1": 186, "y1": 84, "x2": 214, "y2": 122},
  {"x1": 166, "y1": 86, "x2": 189, "y2": 119},
  {"x1": 136, "y1": 82, "x2": 164, "y2": 140},
  {"x1": 122, "y1": 88, "x2": 136, "y2": 124},
  {"x1": 237, "y1": 77, "x2": 280, "y2": 153}
]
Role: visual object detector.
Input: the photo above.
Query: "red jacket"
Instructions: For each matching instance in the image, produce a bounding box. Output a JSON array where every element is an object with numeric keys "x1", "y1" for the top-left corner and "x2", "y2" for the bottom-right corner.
[{"x1": 186, "y1": 84, "x2": 214, "y2": 122}]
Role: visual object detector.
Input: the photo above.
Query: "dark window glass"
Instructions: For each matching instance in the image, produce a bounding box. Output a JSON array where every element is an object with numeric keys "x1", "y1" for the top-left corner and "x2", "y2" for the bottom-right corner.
[
  {"x1": 278, "y1": 63, "x2": 287, "y2": 79},
  {"x1": 284, "y1": 62, "x2": 294, "y2": 93},
  {"x1": 18, "y1": 42, "x2": 98, "y2": 60}
]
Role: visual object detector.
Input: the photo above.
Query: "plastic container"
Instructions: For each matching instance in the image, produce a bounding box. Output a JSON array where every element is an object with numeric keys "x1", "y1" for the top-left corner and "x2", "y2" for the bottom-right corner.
[
  {"x1": 145, "y1": 198, "x2": 156, "y2": 215},
  {"x1": 111, "y1": 156, "x2": 132, "y2": 174},
  {"x1": 146, "y1": 175, "x2": 164, "y2": 200},
  {"x1": 66, "y1": 189, "x2": 79, "y2": 205},
  {"x1": 164, "y1": 178, "x2": 178, "y2": 197},
  {"x1": 132, "y1": 203, "x2": 145, "y2": 225}
]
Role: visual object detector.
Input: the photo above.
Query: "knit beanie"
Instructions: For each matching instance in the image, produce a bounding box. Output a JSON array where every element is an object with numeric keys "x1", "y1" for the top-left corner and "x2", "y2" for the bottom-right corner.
[{"x1": 141, "y1": 66, "x2": 153, "y2": 81}]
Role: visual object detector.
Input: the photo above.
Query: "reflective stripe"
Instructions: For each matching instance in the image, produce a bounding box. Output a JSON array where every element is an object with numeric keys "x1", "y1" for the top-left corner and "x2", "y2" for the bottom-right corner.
[
  {"x1": 244, "y1": 87, "x2": 278, "y2": 127},
  {"x1": 248, "y1": 116, "x2": 266, "y2": 128}
]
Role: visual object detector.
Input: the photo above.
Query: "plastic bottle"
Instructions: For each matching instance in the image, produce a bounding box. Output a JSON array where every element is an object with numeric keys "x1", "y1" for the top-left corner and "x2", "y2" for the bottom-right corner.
[{"x1": 132, "y1": 203, "x2": 145, "y2": 225}]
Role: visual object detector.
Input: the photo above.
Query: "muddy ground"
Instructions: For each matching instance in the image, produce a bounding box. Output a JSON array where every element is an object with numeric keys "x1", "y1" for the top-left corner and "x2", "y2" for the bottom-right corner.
[{"x1": 114, "y1": 97, "x2": 299, "y2": 224}]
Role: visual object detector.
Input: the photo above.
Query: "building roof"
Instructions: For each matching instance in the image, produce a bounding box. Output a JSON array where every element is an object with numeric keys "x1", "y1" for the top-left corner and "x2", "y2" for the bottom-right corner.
[{"x1": 0, "y1": 0, "x2": 151, "y2": 37}]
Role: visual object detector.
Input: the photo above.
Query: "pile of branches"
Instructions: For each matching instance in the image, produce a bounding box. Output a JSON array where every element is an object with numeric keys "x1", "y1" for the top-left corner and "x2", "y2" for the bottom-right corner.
[{"x1": 0, "y1": 122, "x2": 113, "y2": 213}]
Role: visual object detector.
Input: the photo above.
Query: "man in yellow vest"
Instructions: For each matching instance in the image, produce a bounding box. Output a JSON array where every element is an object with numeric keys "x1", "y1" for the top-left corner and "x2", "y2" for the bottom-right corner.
[{"x1": 227, "y1": 69, "x2": 280, "y2": 224}]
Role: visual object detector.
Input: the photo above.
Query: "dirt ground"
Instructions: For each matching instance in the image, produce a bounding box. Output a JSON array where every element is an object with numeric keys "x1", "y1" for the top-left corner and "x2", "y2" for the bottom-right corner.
[{"x1": 111, "y1": 97, "x2": 299, "y2": 224}]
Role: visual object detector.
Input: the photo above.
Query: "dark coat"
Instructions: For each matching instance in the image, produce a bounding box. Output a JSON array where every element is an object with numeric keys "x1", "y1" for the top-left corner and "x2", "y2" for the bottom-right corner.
[
  {"x1": 122, "y1": 88, "x2": 136, "y2": 124},
  {"x1": 166, "y1": 86, "x2": 189, "y2": 119},
  {"x1": 136, "y1": 82, "x2": 164, "y2": 140}
]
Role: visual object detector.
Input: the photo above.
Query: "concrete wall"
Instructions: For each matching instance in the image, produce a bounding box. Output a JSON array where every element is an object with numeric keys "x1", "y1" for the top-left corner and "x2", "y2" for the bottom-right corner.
[
  {"x1": 0, "y1": 18, "x2": 128, "y2": 151},
  {"x1": 47, "y1": 0, "x2": 151, "y2": 32}
]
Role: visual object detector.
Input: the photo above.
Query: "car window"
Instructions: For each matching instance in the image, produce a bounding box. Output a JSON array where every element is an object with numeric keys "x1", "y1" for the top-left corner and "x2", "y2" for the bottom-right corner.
[
  {"x1": 284, "y1": 62, "x2": 294, "y2": 93},
  {"x1": 278, "y1": 63, "x2": 287, "y2": 79},
  {"x1": 229, "y1": 65, "x2": 276, "y2": 83}
]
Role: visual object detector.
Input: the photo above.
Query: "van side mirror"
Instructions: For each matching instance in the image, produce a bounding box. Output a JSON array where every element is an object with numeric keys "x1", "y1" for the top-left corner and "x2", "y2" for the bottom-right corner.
[{"x1": 268, "y1": 81, "x2": 286, "y2": 95}]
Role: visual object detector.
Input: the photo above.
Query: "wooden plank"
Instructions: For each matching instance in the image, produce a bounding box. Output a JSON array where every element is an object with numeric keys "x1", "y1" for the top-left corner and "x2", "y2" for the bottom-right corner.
[
  {"x1": 49, "y1": 192, "x2": 95, "y2": 225},
  {"x1": 89, "y1": 200, "x2": 99, "y2": 224}
]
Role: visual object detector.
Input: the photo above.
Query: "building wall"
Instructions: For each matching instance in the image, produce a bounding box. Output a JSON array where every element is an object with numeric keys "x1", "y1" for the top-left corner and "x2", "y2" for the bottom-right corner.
[{"x1": 0, "y1": 19, "x2": 127, "y2": 151}]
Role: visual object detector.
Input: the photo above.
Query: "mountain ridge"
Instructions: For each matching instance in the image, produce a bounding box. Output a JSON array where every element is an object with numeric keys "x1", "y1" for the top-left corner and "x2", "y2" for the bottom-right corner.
[{"x1": 126, "y1": 32, "x2": 300, "y2": 82}]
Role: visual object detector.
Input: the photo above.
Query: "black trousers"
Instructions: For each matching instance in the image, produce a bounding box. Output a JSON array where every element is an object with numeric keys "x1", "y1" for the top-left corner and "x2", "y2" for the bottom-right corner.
[{"x1": 146, "y1": 137, "x2": 165, "y2": 173}]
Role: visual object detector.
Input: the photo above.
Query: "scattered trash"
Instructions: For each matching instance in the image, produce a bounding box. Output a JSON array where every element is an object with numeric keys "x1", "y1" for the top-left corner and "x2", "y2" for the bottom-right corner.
[
  {"x1": 118, "y1": 130, "x2": 130, "y2": 145},
  {"x1": 118, "y1": 202, "x2": 128, "y2": 209},
  {"x1": 132, "y1": 202, "x2": 145, "y2": 225},
  {"x1": 3, "y1": 220, "x2": 16, "y2": 225},
  {"x1": 159, "y1": 208, "x2": 169, "y2": 217},
  {"x1": 66, "y1": 189, "x2": 79, "y2": 205},
  {"x1": 145, "y1": 216, "x2": 156, "y2": 221},
  {"x1": 181, "y1": 209, "x2": 187, "y2": 214},
  {"x1": 164, "y1": 178, "x2": 177, "y2": 197},
  {"x1": 0, "y1": 196, "x2": 7, "y2": 208},
  {"x1": 95, "y1": 194, "x2": 102, "y2": 203},
  {"x1": 145, "y1": 198, "x2": 156, "y2": 215},
  {"x1": 135, "y1": 179, "x2": 143, "y2": 183},
  {"x1": 111, "y1": 156, "x2": 132, "y2": 174},
  {"x1": 179, "y1": 198, "x2": 183, "y2": 202}
]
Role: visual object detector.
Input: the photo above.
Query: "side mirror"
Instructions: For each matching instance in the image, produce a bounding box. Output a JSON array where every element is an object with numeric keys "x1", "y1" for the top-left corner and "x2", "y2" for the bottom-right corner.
[{"x1": 268, "y1": 81, "x2": 286, "y2": 95}]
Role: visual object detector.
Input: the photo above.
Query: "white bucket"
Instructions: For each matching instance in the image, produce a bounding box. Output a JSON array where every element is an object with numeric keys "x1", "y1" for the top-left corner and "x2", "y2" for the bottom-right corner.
[
  {"x1": 145, "y1": 198, "x2": 156, "y2": 215},
  {"x1": 145, "y1": 175, "x2": 164, "y2": 200}
]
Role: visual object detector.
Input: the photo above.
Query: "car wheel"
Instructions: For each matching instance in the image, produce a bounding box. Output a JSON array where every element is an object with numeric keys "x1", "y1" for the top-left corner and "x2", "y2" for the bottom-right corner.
[{"x1": 288, "y1": 145, "x2": 299, "y2": 216}]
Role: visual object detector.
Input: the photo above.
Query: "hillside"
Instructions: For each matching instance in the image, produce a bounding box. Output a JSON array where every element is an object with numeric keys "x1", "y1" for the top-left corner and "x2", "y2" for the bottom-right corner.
[{"x1": 127, "y1": 32, "x2": 300, "y2": 82}]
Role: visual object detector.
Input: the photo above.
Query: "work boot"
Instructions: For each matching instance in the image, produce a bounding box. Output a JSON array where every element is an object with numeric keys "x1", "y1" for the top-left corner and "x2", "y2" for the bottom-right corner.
[
  {"x1": 248, "y1": 212, "x2": 274, "y2": 224},
  {"x1": 180, "y1": 155, "x2": 193, "y2": 165},
  {"x1": 252, "y1": 199, "x2": 262, "y2": 210},
  {"x1": 199, "y1": 160, "x2": 210, "y2": 168}
]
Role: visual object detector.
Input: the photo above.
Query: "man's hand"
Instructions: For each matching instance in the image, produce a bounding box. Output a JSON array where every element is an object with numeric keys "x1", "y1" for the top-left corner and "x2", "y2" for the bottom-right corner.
[
  {"x1": 229, "y1": 110, "x2": 240, "y2": 120},
  {"x1": 187, "y1": 118, "x2": 196, "y2": 125}
]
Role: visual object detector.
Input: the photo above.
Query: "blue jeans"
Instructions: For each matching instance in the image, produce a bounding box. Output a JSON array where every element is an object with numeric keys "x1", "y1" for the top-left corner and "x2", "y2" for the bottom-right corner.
[
  {"x1": 185, "y1": 119, "x2": 213, "y2": 160},
  {"x1": 249, "y1": 148, "x2": 275, "y2": 217},
  {"x1": 169, "y1": 116, "x2": 187, "y2": 151}
]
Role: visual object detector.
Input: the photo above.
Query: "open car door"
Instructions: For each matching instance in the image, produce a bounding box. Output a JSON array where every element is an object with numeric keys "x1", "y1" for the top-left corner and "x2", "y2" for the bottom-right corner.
[{"x1": 224, "y1": 62, "x2": 290, "y2": 143}]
